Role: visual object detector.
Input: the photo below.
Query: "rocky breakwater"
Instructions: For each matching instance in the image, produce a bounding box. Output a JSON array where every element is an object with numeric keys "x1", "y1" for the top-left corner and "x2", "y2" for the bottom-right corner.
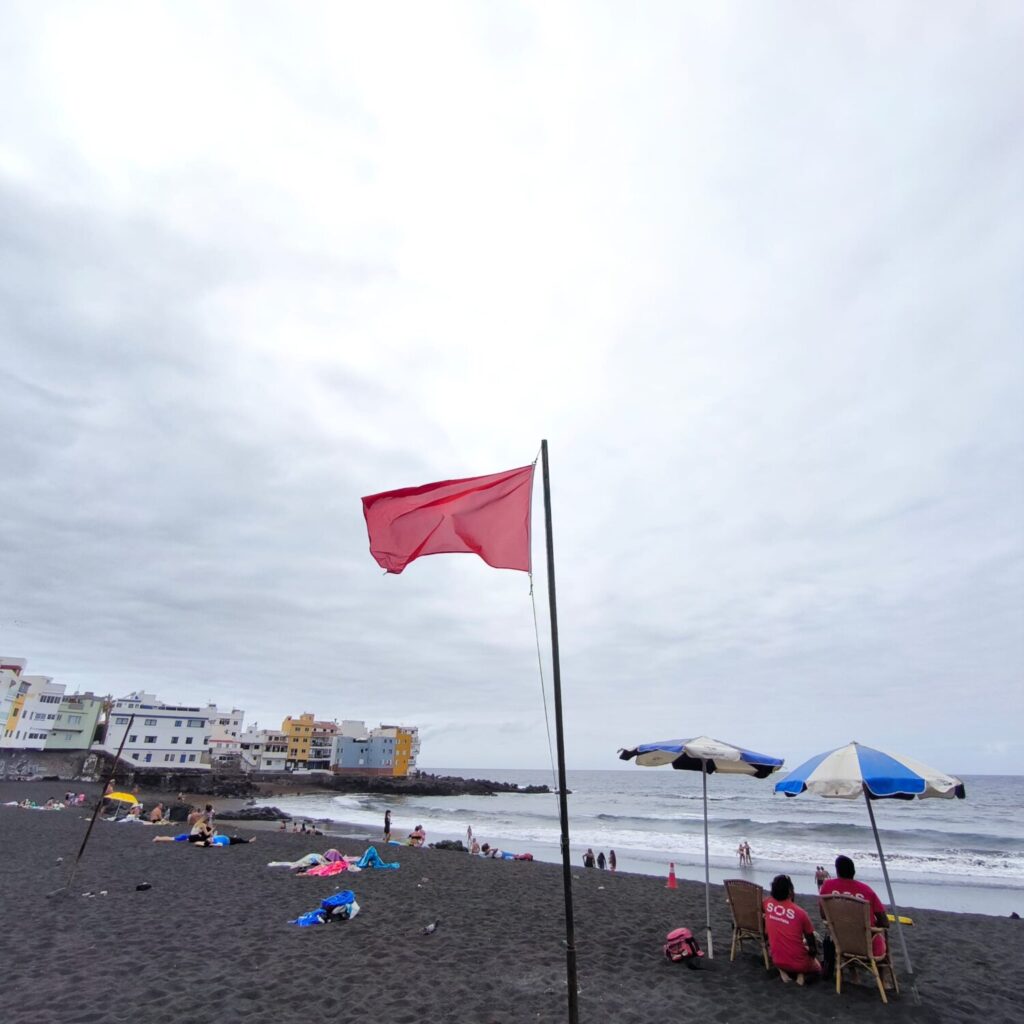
[
  {"x1": 216, "y1": 805, "x2": 288, "y2": 822},
  {"x1": 318, "y1": 773, "x2": 551, "y2": 796}
]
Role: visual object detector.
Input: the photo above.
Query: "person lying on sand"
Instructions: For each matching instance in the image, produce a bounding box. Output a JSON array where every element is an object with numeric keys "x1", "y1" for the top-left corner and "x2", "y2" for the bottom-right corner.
[
  {"x1": 155, "y1": 821, "x2": 213, "y2": 844},
  {"x1": 154, "y1": 825, "x2": 255, "y2": 847},
  {"x1": 195, "y1": 834, "x2": 255, "y2": 847},
  {"x1": 267, "y1": 853, "x2": 329, "y2": 870}
]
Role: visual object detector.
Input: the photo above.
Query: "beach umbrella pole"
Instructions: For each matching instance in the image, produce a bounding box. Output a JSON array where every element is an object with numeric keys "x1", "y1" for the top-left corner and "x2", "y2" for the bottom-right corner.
[
  {"x1": 863, "y1": 790, "x2": 917, "y2": 998},
  {"x1": 701, "y1": 760, "x2": 713, "y2": 958}
]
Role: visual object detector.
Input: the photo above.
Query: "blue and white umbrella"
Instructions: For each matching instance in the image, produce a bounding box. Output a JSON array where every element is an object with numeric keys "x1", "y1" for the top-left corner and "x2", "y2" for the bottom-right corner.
[
  {"x1": 775, "y1": 741, "x2": 966, "y2": 985},
  {"x1": 619, "y1": 736, "x2": 784, "y2": 958},
  {"x1": 774, "y1": 741, "x2": 966, "y2": 800}
]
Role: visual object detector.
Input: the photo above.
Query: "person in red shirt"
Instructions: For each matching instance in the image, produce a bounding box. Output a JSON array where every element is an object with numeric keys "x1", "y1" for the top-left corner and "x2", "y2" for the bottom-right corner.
[
  {"x1": 764, "y1": 874, "x2": 822, "y2": 984},
  {"x1": 819, "y1": 855, "x2": 888, "y2": 958}
]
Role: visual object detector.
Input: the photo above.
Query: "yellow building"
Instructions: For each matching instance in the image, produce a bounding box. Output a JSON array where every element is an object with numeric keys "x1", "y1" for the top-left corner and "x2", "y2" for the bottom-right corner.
[
  {"x1": 385, "y1": 725, "x2": 420, "y2": 777},
  {"x1": 282, "y1": 713, "x2": 315, "y2": 769}
]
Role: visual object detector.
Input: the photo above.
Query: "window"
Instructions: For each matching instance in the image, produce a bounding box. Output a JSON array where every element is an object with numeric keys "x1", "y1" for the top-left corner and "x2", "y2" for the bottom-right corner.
[
  {"x1": 185, "y1": 737, "x2": 193, "y2": 745},
  {"x1": 144, "y1": 753, "x2": 152, "y2": 762},
  {"x1": 145, "y1": 736, "x2": 157, "y2": 744},
  {"x1": 180, "y1": 754, "x2": 186, "y2": 763},
  {"x1": 204, "y1": 736, "x2": 210, "y2": 745},
  {"x1": 68, "y1": 715, "x2": 82, "y2": 726},
  {"x1": 144, "y1": 718, "x2": 157, "y2": 726},
  {"x1": 174, "y1": 720, "x2": 182, "y2": 727},
  {"x1": 171, "y1": 736, "x2": 179, "y2": 744},
  {"x1": 115, "y1": 716, "x2": 129, "y2": 725},
  {"x1": 131, "y1": 753, "x2": 139, "y2": 760},
  {"x1": 129, "y1": 735, "x2": 138, "y2": 743},
  {"x1": 187, "y1": 719, "x2": 203, "y2": 728},
  {"x1": 188, "y1": 754, "x2": 196, "y2": 762}
]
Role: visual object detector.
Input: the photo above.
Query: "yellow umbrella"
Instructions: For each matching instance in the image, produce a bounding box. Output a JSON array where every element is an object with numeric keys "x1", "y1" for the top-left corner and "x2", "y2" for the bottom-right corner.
[{"x1": 106, "y1": 791, "x2": 140, "y2": 804}]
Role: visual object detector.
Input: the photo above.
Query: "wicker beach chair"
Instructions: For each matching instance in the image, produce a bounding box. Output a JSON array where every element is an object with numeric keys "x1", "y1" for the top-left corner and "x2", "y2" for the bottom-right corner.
[
  {"x1": 724, "y1": 879, "x2": 770, "y2": 969},
  {"x1": 821, "y1": 894, "x2": 899, "y2": 1004}
]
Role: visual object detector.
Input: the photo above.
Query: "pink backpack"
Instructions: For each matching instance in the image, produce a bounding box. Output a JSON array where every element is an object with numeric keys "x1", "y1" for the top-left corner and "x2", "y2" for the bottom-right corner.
[{"x1": 664, "y1": 927, "x2": 705, "y2": 967}]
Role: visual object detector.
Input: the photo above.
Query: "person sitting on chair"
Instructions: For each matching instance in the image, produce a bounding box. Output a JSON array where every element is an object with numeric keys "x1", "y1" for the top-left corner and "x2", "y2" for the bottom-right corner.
[
  {"x1": 819, "y1": 855, "x2": 888, "y2": 957},
  {"x1": 764, "y1": 874, "x2": 822, "y2": 985}
]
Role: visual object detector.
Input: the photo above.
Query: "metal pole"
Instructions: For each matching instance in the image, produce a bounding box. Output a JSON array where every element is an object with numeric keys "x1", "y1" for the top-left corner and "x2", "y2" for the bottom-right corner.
[
  {"x1": 54, "y1": 712, "x2": 135, "y2": 896},
  {"x1": 702, "y1": 761, "x2": 713, "y2": 958},
  {"x1": 541, "y1": 440, "x2": 580, "y2": 1024},
  {"x1": 864, "y1": 790, "x2": 917, "y2": 1001}
]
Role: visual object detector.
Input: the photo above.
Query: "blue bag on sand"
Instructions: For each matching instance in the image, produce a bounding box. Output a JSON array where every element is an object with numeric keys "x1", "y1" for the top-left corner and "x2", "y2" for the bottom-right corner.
[
  {"x1": 291, "y1": 890, "x2": 361, "y2": 927},
  {"x1": 321, "y1": 891, "x2": 359, "y2": 918},
  {"x1": 357, "y1": 846, "x2": 400, "y2": 870}
]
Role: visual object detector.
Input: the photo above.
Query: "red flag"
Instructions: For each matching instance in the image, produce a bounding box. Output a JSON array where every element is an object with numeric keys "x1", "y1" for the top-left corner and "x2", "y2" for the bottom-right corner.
[{"x1": 362, "y1": 464, "x2": 535, "y2": 574}]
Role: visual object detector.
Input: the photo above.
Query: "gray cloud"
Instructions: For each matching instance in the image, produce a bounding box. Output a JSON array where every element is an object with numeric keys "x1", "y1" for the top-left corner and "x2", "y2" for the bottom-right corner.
[{"x1": 1, "y1": 2, "x2": 1021, "y2": 774}]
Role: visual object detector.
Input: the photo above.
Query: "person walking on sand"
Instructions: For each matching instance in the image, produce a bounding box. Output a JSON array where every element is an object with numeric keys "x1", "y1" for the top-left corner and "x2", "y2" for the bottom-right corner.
[
  {"x1": 383, "y1": 809, "x2": 392, "y2": 842},
  {"x1": 814, "y1": 864, "x2": 829, "y2": 890},
  {"x1": 608, "y1": 850, "x2": 617, "y2": 872},
  {"x1": 597, "y1": 851, "x2": 607, "y2": 870},
  {"x1": 583, "y1": 848, "x2": 596, "y2": 868}
]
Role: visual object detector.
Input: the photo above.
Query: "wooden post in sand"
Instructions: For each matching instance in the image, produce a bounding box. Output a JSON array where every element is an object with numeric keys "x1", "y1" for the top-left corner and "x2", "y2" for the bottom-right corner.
[{"x1": 540, "y1": 440, "x2": 580, "y2": 1024}]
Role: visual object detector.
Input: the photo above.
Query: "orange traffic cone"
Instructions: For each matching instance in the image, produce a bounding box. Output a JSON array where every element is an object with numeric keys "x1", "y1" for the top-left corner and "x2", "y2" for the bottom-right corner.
[{"x1": 666, "y1": 862, "x2": 678, "y2": 889}]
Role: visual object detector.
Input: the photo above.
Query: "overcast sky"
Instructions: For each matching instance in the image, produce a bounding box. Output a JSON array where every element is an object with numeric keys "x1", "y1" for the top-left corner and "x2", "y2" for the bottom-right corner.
[{"x1": 1, "y1": 2, "x2": 1021, "y2": 775}]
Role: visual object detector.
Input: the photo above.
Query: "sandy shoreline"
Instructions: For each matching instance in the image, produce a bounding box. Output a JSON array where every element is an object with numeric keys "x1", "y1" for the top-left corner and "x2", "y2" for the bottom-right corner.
[{"x1": 2, "y1": 781, "x2": 1021, "y2": 1024}]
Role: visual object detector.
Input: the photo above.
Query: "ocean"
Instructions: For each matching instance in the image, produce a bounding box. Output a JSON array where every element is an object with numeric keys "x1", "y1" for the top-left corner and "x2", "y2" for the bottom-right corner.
[{"x1": 252, "y1": 769, "x2": 1024, "y2": 916}]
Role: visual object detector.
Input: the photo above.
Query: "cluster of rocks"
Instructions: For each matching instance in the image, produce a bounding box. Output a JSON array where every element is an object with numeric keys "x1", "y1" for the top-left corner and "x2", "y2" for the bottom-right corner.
[
  {"x1": 314, "y1": 773, "x2": 550, "y2": 797},
  {"x1": 215, "y1": 805, "x2": 287, "y2": 821}
]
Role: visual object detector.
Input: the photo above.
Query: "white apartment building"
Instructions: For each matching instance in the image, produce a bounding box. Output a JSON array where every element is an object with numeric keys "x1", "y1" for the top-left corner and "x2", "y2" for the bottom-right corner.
[
  {"x1": 208, "y1": 707, "x2": 245, "y2": 758},
  {"x1": 2, "y1": 674, "x2": 67, "y2": 749},
  {"x1": 238, "y1": 726, "x2": 288, "y2": 772},
  {"x1": 95, "y1": 691, "x2": 244, "y2": 769}
]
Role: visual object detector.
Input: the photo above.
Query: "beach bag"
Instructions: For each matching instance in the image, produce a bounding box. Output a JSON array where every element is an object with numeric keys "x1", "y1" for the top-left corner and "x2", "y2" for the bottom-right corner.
[
  {"x1": 664, "y1": 927, "x2": 705, "y2": 968},
  {"x1": 321, "y1": 891, "x2": 360, "y2": 921},
  {"x1": 291, "y1": 890, "x2": 361, "y2": 927},
  {"x1": 821, "y1": 933, "x2": 836, "y2": 980}
]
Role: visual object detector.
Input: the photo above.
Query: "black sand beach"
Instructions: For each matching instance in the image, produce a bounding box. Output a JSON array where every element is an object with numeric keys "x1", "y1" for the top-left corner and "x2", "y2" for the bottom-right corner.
[{"x1": 2, "y1": 783, "x2": 1020, "y2": 1024}]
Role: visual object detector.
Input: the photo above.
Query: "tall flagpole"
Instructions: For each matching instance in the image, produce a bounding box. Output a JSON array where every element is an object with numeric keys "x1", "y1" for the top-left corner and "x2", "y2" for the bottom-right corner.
[{"x1": 541, "y1": 440, "x2": 580, "y2": 1024}]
